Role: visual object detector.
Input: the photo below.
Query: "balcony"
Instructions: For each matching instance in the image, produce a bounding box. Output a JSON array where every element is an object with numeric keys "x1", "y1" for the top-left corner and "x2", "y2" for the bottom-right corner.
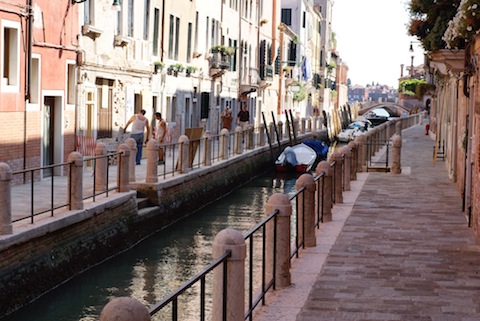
[{"x1": 209, "y1": 52, "x2": 231, "y2": 70}]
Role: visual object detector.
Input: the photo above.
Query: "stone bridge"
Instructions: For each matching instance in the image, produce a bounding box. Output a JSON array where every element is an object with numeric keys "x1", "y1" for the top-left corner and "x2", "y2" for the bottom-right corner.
[{"x1": 358, "y1": 102, "x2": 410, "y2": 117}]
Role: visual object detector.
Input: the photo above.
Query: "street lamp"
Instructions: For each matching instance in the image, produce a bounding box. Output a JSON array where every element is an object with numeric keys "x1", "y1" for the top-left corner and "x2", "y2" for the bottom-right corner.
[
  {"x1": 71, "y1": 0, "x2": 121, "y2": 11},
  {"x1": 409, "y1": 42, "x2": 415, "y2": 77}
]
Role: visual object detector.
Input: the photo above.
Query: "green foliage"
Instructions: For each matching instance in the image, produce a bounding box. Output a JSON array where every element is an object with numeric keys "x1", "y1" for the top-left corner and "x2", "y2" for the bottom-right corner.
[
  {"x1": 407, "y1": 0, "x2": 461, "y2": 51},
  {"x1": 416, "y1": 82, "x2": 435, "y2": 99},
  {"x1": 398, "y1": 78, "x2": 428, "y2": 97},
  {"x1": 211, "y1": 45, "x2": 235, "y2": 56},
  {"x1": 292, "y1": 82, "x2": 307, "y2": 102}
]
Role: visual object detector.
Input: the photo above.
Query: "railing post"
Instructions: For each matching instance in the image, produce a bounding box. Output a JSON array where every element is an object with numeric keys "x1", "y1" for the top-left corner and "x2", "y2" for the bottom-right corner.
[
  {"x1": 0, "y1": 162, "x2": 12, "y2": 235},
  {"x1": 95, "y1": 142, "x2": 108, "y2": 191},
  {"x1": 126, "y1": 138, "x2": 137, "y2": 182},
  {"x1": 234, "y1": 127, "x2": 243, "y2": 155},
  {"x1": 300, "y1": 117, "x2": 306, "y2": 134},
  {"x1": 340, "y1": 146, "x2": 351, "y2": 191},
  {"x1": 220, "y1": 129, "x2": 230, "y2": 160},
  {"x1": 347, "y1": 141, "x2": 358, "y2": 181},
  {"x1": 178, "y1": 135, "x2": 190, "y2": 173},
  {"x1": 246, "y1": 125, "x2": 254, "y2": 150},
  {"x1": 68, "y1": 151, "x2": 84, "y2": 210},
  {"x1": 277, "y1": 121, "x2": 284, "y2": 141},
  {"x1": 99, "y1": 297, "x2": 151, "y2": 321},
  {"x1": 203, "y1": 131, "x2": 212, "y2": 166},
  {"x1": 315, "y1": 161, "x2": 332, "y2": 222},
  {"x1": 212, "y1": 228, "x2": 246, "y2": 321},
  {"x1": 329, "y1": 152, "x2": 343, "y2": 204},
  {"x1": 311, "y1": 116, "x2": 317, "y2": 133},
  {"x1": 258, "y1": 123, "x2": 266, "y2": 147},
  {"x1": 146, "y1": 139, "x2": 159, "y2": 183},
  {"x1": 295, "y1": 174, "x2": 316, "y2": 247},
  {"x1": 395, "y1": 121, "x2": 402, "y2": 136},
  {"x1": 117, "y1": 144, "x2": 130, "y2": 192},
  {"x1": 391, "y1": 134, "x2": 402, "y2": 174},
  {"x1": 355, "y1": 135, "x2": 367, "y2": 172},
  {"x1": 265, "y1": 193, "x2": 291, "y2": 288}
]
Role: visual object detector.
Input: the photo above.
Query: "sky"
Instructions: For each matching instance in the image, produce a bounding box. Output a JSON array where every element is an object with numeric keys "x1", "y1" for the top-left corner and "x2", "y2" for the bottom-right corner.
[{"x1": 331, "y1": 0, "x2": 425, "y2": 88}]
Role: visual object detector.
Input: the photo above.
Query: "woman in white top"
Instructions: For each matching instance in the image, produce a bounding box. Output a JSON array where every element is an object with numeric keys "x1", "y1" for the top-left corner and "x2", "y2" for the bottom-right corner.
[{"x1": 124, "y1": 110, "x2": 150, "y2": 165}]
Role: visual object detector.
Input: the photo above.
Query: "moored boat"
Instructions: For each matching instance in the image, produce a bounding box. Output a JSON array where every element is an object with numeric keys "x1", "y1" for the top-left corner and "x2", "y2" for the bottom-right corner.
[{"x1": 275, "y1": 141, "x2": 328, "y2": 172}]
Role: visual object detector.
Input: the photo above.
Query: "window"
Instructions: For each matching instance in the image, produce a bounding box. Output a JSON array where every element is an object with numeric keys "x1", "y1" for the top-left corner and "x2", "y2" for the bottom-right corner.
[
  {"x1": 2, "y1": 20, "x2": 20, "y2": 91},
  {"x1": 187, "y1": 22, "x2": 192, "y2": 62},
  {"x1": 96, "y1": 78, "x2": 114, "y2": 139},
  {"x1": 194, "y1": 12, "x2": 199, "y2": 52},
  {"x1": 116, "y1": 0, "x2": 123, "y2": 35},
  {"x1": 143, "y1": 0, "x2": 150, "y2": 40},
  {"x1": 153, "y1": 8, "x2": 160, "y2": 55},
  {"x1": 281, "y1": 9, "x2": 291, "y2": 26},
  {"x1": 84, "y1": 0, "x2": 94, "y2": 25},
  {"x1": 66, "y1": 62, "x2": 75, "y2": 105},
  {"x1": 127, "y1": 0, "x2": 134, "y2": 37},
  {"x1": 29, "y1": 55, "x2": 40, "y2": 104},
  {"x1": 168, "y1": 15, "x2": 180, "y2": 60}
]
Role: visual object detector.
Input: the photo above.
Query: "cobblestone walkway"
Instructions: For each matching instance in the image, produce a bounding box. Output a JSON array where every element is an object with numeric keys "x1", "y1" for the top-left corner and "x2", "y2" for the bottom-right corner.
[{"x1": 257, "y1": 124, "x2": 480, "y2": 321}]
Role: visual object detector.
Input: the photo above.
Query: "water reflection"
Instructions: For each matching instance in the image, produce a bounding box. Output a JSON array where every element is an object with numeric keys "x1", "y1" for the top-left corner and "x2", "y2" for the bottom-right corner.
[{"x1": 2, "y1": 171, "x2": 299, "y2": 321}]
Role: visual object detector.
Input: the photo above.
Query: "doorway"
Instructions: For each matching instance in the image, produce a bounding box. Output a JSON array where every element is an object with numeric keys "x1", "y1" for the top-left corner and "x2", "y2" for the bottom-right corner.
[{"x1": 42, "y1": 95, "x2": 63, "y2": 177}]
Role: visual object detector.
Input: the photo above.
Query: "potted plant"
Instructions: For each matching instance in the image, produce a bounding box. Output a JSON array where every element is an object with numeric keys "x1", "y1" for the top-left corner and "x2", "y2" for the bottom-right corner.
[
  {"x1": 211, "y1": 45, "x2": 235, "y2": 56},
  {"x1": 153, "y1": 61, "x2": 165, "y2": 74},
  {"x1": 186, "y1": 66, "x2": 198, "y2": 77},
  {"x1": 167, "y1": 63, "x2": 184, "y2": 76}
]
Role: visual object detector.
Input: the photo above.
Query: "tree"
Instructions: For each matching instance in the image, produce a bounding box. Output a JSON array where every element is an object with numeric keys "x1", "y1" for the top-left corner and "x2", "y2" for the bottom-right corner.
[{"x1": 407, "y1": 0, "x2": 461, "y2": 51}]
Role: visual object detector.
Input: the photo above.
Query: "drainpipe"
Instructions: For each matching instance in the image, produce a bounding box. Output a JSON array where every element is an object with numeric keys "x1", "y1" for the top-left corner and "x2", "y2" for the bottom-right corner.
[{"x1": 23, "y1": 0, "x2": 33, "y2": 181}]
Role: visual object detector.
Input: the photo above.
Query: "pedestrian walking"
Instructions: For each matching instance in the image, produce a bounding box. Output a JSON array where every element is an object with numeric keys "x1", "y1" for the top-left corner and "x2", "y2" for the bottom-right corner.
[
  {"x1": 221, "y1": 107, "x2": 233, "y2": 131},
  {"x1": 154, "y1": 112, "x2": 167, "y2": 164},
  {"x1": 124, "y1": 109, "x2": 150, "y2": 165}
]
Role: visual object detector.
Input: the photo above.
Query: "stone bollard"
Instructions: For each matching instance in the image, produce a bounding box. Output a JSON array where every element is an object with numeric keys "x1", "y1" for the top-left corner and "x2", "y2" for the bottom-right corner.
[
  {"x1": 264, "y1": 193, "x2": 291, "y2": 288},
  {"x1": 300, "y1": 117, "x2": 306, "y2": 134},
  {"x1": 220, "y1": 128, "x2": 229, "y2": 160},
  {"x1": 178, "y1": 135, "x2": 190, "y2": 173},
  {"x1": 295, "y1": 174, "x2": 316, "y2": 247},
  {"x1": 117, "y1": 144, "x2": 130, "y2": 192},
  {"x1": 355, "y1": 135, "x2": 367, "y2": 172},
  {"x1": 203, "y1": 131, "x2": 212, "y2": 166},
  {"x1": 395, "y1": 121, "x2": 402, "y2": 136},
  {"x1": 94, "y1": 142, "x2": 108, "y2": 192},
  {"x1": 246, "y1": 125, "x2": 254, "y2": 150},
  {"x1": 0, "y1": 163, "x2": 12, "y2": 234},
  {"x1": 268, "y1": 122, "x2": 275, "y2": 142},
  {"x1": 126, "y1": 138, "x2": 137, "y2": 182},
  {"x1": 234, "y1": 126, "x2": 243, "y2": 155},
  {"x1": 311, "y1": 116, "x2": 317, "y2": 133},
  {"x1": 328, "y1": 152, "x2": 343, "y2": 204},
  {"x1": 277, "y1": 121, "x2": 284, "y2": 141},
  {"x1": 347, "y1": 141, "x2": 357, "y2": 181},
  {"x1": 68, "y1": 151, "x2": 84, "y2": 210},
  {"x1": 391, "y1": 134, "x2": 402, "y2": 174},
  {"x1": 146, "y1": 139, "x2": 159, "y2": 183},
  {"x1": 99, "y1": 297, "x2": 150, "y2": 321},
  {"x1": 258, "y1": 124, "x2": 266, "y2": 147},
  {"x1": 340, "y1": 146, "x2": 351, "y2": 191},
  {"x1": 212, "y1": 228, "x2": 246, "y2": 321},
  {"x1": 315, "y1": 161, "x2": 332, "y2": 222}
]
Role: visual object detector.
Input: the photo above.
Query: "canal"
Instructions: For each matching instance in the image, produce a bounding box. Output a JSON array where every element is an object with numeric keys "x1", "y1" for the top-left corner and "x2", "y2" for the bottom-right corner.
[{"x1": 2, "y1": 170, "x2": 301, "y2": 321}]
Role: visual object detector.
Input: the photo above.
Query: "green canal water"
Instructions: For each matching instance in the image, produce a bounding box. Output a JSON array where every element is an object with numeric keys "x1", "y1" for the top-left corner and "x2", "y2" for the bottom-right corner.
[{"x1": 2, "y1": 171, "x2": 300, "y2": 321}]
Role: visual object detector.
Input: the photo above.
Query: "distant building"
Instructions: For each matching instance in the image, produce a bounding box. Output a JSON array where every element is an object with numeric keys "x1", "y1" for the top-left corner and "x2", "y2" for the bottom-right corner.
[{"x1": 348, "y1": 85, "x2": 368, "y2": 102}]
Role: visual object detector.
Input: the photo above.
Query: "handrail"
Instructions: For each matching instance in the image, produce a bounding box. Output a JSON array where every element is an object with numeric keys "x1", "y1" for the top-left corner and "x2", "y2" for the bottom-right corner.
[
  {"x1": 148, "y1": 250, "x2": 232, "y2": 319},
  {"x1": 83, "y1": 151, "x2": 122, "y2": 201},
  {"x1": 11, "y1": 160, "x2": 74, "y2": 224}
]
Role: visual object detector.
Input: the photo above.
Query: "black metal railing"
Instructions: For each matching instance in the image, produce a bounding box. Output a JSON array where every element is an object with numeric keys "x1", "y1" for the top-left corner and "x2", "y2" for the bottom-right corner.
[
  {"x1": 243, "y1": 209, "x2": 279, "y2": 321},
  {"x1": 149, "y1": 251, "x2": 232, "y2": 321},
  {"x1": 11, "y1": 161, "x2": 74, "y2": 224},
  {"x1": 83, "y1": 151, "x2": 121, "y2": 201},
  {"x1": 366, "y1": 138, "x2": 391, "y2": 171}
]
